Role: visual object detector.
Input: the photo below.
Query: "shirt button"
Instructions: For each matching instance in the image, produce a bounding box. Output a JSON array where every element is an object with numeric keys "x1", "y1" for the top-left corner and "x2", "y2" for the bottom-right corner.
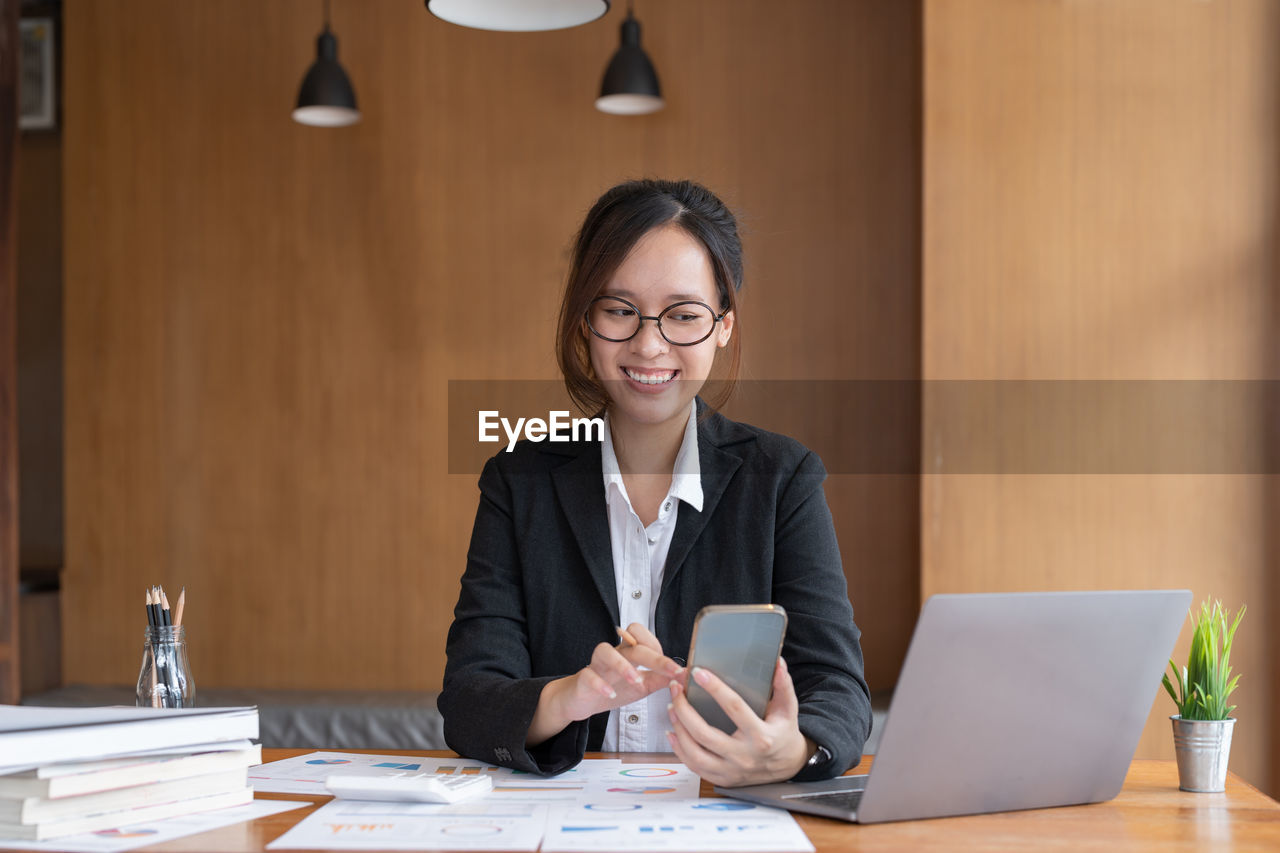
[
  {"x1": 632, "y1": 589, "x2": 643, "y2": 599},
  {"x1": 663, "y1": 501, "x2": 671, "y2": 512},
  {"x1": 627, "y1": 714, "x2": 640, "y2": 724},
  {"x1": 647, "y1": 536, "x2": 656, "y2": 545}
]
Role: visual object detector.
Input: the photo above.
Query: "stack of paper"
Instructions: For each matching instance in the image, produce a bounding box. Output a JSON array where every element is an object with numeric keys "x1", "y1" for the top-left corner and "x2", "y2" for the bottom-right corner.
[
  {"x1": 0, "y1": 705, "x2": 259, "y2": 841},
  {"x1": 256, "y1": 752, "x2": 815, "y2": 852}
]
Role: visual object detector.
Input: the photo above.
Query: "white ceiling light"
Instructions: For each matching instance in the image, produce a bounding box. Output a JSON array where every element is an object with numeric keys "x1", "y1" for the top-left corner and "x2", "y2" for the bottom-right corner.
[{"x1": 426, "y1": 0, "x2": 610, "y2": 32}]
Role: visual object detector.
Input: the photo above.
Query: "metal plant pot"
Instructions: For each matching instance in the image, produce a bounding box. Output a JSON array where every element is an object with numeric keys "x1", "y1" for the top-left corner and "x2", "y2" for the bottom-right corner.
[{"x1": 1171, "y1": 716, "x2": 1235, "y2": 792}]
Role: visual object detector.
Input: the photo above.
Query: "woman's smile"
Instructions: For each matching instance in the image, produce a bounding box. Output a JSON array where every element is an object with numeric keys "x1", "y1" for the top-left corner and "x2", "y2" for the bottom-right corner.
[{"x1": 621, "y1": 366, "x2": 680, "y2": 390}]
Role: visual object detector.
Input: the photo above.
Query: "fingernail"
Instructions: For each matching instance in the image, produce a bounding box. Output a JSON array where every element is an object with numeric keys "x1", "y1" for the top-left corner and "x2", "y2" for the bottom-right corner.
[
  {"x1": 692, "y1": 667, "x2": 710, "y2": 685},
  {"x1": 605, "y1": 687, "x2": 617, "y2": 699}
]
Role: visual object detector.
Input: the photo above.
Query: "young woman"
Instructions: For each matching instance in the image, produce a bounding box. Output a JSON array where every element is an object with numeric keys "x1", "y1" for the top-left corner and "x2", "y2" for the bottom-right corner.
[{"x1": 439, "y1": 179, "x2": 871, "y2": 787}]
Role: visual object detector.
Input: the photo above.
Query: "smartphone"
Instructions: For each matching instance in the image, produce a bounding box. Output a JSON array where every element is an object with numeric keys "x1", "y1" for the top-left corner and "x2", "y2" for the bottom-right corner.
[{"x1": 684, "y1": 604, "x2": 787, "y2": 734}]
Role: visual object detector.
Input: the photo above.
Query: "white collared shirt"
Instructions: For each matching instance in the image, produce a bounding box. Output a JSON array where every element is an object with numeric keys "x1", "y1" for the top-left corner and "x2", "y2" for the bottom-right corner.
[{"x1": 600, "y1": 400, "x2": 703, "y2": 752}]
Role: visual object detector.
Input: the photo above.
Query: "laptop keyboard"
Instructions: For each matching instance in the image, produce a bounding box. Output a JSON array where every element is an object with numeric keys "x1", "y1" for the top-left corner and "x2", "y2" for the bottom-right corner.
[{"x1": 788, "y1": 788, "x2": 865, "y2": 811}]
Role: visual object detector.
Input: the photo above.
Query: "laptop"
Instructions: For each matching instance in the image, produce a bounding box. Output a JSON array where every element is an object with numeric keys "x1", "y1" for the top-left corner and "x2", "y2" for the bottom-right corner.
[{"x1": 715, "y1": 589, "x2": 1191, "y2": 823}]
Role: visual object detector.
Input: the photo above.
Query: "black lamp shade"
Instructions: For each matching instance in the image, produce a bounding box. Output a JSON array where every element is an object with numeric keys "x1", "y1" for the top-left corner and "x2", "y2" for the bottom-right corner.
[
  {"x1": 293, "y1": 30, "x2": 361, "y2": 127},
  {"x1": 596, "y1": 14, "x2": 663, "y2": 115}
]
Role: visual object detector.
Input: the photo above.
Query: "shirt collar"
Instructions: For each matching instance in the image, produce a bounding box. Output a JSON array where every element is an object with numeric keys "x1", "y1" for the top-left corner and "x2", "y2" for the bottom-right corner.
[{"x1": 601, "y1": 400, "x2": 704, "y2": 513}]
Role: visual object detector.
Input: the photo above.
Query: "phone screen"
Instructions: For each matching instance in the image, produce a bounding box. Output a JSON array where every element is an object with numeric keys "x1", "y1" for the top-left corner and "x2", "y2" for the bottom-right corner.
[{"x1": 684, "y1": 605, "x2": 787, "y2": 734}]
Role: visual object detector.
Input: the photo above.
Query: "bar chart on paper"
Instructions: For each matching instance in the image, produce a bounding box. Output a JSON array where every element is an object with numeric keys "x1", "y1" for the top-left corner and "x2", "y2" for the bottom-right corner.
[
  {"x1": 541, "y1": 799, "x2": 815, "y2": 852},
  {"x1": 250, "y1": 753, "x2": 504, "y2": 796}
]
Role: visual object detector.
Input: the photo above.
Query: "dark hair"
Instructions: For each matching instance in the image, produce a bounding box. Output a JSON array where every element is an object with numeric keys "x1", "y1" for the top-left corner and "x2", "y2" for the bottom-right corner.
[{"x1": 555, "y1": 179, "x2": 744, "y2": 416}]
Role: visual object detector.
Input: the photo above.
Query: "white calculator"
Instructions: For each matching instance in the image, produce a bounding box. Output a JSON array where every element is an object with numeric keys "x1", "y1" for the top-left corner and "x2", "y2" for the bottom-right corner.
[{"x1": 325, "y1": 773, "x2": 493, "y2": 804}]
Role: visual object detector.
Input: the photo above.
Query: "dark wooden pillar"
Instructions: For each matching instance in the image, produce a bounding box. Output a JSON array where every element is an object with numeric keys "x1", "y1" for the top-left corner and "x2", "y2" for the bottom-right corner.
[{"x1": 0, "y1": 0, "x2": 21, "y2": 704}]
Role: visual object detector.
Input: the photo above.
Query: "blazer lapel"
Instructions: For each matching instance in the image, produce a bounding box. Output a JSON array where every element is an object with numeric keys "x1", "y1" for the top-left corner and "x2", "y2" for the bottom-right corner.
[
  {"x1": 661, "y1": 421, "x2": 744, "y2": 596},
  {"x1": 550, "y1": 445, "x2": 620, "y2": 625}
]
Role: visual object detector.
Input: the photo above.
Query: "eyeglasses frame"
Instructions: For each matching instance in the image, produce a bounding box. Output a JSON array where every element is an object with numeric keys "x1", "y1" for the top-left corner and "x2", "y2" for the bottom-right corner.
[{"x1": 585, "y1": 295, "x2": 729, "y2": 347}]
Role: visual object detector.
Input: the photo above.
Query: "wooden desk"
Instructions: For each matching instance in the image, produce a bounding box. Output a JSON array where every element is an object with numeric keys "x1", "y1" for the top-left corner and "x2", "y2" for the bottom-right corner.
[{"x1": 139, "y1": 750, "x2": 1280, "y2": 852}]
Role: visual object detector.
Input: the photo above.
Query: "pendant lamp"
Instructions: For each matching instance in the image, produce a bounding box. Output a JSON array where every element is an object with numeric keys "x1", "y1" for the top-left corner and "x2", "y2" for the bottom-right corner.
[
  {"x1": 426, "y1": 0, "x2": 609, "y2": 32},
  {"x1": 293, "y1": 0, "x2": 361, "y2": 127},
  {"x1": 596, "y1": 5, "x2": 663, "y2": 115}
]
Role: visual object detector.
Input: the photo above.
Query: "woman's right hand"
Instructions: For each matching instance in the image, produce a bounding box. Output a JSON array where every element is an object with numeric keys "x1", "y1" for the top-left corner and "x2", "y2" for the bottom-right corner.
[{"x1": 527, "y1": 623, "x2": 683, "y2": 747}]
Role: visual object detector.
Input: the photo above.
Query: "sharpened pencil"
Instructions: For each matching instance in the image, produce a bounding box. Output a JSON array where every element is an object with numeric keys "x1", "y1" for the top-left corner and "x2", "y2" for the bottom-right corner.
[
  {"x1": 616, "y1": 626, "x2": 638, "y2": 647},
  {"x1": 174, "y1": 587, "x2": 186, "y2": 627},
  {"x1": 144, "y1": 587, "x2": 166, "y2": 706}
]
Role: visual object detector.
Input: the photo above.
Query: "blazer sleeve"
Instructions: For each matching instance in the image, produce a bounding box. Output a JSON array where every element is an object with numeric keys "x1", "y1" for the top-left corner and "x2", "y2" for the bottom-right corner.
[
  {"x1": 437, "y1": 456, "x2": 590, "y2": 775},
  {"x1": 772, "y1": 449, "x2": 874, "y2": 781}
]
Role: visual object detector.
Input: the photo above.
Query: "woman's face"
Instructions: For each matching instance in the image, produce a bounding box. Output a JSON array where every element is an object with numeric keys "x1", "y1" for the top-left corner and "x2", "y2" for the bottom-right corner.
[{"x1": 588, "y1": 225, "x2": 734, "y2": 432}]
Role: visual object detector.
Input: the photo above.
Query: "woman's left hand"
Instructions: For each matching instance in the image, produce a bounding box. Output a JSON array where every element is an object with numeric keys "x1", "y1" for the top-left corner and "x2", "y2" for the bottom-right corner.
[{"x1": 665, "y1": 657, "x2": 811, "y2": 787}]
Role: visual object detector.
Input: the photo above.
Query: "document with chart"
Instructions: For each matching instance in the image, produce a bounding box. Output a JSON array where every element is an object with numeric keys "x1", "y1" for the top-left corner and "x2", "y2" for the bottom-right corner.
[
  {"x1": 265, "y1": 799, "x2": 550, "y2": 852},
  {"x1": 541, "y1": 798, "x2": 814, "y2": 852},
  {"x1": 264, "y1": 756, "x2": 811, "y2": 852}
]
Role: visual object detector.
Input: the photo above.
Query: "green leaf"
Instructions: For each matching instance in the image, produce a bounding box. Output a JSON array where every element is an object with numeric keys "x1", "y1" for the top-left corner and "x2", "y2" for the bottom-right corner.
[{"x1": 1167, "y1": 599, "x2": 1245, "y2": 720}]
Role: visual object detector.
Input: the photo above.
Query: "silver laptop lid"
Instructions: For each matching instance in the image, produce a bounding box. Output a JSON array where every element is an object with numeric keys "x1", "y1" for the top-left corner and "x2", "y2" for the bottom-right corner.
[{"x1": 857, "y1": 589, "x2": 1190, "y2": 823}]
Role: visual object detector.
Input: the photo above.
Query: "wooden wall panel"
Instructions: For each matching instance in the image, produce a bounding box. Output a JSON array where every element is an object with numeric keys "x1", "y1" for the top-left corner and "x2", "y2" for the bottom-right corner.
[
  {"x1": 0, "y1": 0, "x2": 18, "y2": 704},
  {"x1": 923, "y1": 0, "x2": 1279, "y2": 795},
  {"x1": 62, "y1": 2, "x2": 920, "y2": 694},
  {"x1": 16, "y1": 132, "x2": 61, "y2": 571}
]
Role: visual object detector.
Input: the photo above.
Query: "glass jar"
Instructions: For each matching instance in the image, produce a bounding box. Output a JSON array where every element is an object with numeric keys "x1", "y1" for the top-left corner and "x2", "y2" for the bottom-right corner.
[{"x1": 136, "y1": 625, "x2": 195, "y2": 708}]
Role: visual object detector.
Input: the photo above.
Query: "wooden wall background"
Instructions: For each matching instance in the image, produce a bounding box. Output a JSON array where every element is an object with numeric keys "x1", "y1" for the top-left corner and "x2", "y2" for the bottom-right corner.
[
  {"x1": 922, "y1": 0, "x2": 1279, "y2": 795},
  {"x1": 55, "y1": 0, "x2": 1279, "y2": 797},
  {"x1": 61, "y1": 1, "x2": 921, "y2": 695}
]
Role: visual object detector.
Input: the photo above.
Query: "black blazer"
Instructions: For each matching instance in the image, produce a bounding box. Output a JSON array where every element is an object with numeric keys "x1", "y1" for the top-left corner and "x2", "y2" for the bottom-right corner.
[{"x1": 438, "y1": 405, "x2": 872, "y2": 780}]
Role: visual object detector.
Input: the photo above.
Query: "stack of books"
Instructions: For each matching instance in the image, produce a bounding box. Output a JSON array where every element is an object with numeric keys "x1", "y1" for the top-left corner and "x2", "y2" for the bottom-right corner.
[{"x1": 0, "y1": 705, "x2": 259, "y2": 841}]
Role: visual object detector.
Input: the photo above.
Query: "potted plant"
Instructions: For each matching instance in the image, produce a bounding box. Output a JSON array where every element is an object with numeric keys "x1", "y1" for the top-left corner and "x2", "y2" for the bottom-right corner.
[{"x1": 1162, "y1": 599, "x2": 1245, "y2": 792}]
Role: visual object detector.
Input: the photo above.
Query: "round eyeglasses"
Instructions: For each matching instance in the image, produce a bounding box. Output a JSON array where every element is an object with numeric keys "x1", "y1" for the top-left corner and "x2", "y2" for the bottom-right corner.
[{"x1": 586, "y1": 296, "x2": 727, "y2": 346}]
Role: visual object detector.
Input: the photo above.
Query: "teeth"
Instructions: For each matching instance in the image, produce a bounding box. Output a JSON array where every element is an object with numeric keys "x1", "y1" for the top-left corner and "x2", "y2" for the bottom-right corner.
[{"x1": 624, "y1": 368, "x2": 676, "y2": 385}]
